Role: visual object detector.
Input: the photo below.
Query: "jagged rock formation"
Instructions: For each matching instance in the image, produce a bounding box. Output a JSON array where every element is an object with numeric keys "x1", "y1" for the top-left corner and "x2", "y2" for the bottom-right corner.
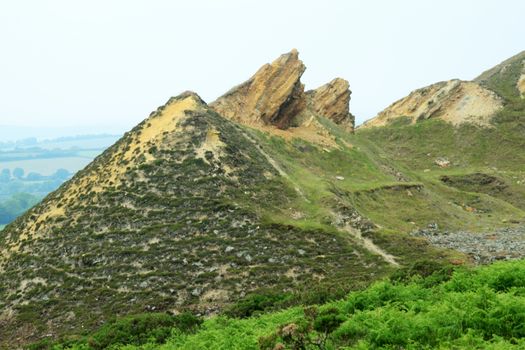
[
  {"x1": 212, "y1": 50, "x2": 355, "y2": 133},
  {"x1": 211, "y1": 49, "x2": 306, "y2": 129},
  {"x1": 517, "y1": 63, "x2": 525, "y2": 98},
  {"x1": 306, "y1": 78, "x2": 355, "y2": 131},
  {"x1": 361, "y1": 79, "x2": 503, "y2": 128}
]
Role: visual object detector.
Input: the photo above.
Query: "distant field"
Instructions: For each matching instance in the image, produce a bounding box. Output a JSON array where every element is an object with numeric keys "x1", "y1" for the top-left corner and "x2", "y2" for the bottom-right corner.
[
  {"x1": 0, "y1": 157, "x2": 92, "y2": 175},
  {"x1": 75, "y1": 150, "x2": 104, "y2": 158},
  {"x1": 0, "y1": 225, "x2": 5, "y2": 231},
  {"x1": 36, "y1": 136, "x2": 119, "y2": 150}
]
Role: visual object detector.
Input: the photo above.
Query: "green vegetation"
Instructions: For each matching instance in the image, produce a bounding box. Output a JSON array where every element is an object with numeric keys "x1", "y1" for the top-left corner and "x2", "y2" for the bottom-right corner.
[
  {"x1": 3, "y1": 56, "x2": 525, "y2": 348},
  {"x1": 0, "y1": 134, "x2": 118, "y2": 226},
  {"x1": 0, "y1": 192, "x2": 40, "y2": 224},
  {"x1": 356, "y1": 118, "x2": 525, "y2": 172},
  {"x1": 0, "y1": 104, "x2": 399, "y2": 345},
  {"x1": 39, "y1": 259, "x2": 525, "y2": 349},
  {"x1": 349, "y1": 54, "x2": 525, "y2": 234}
]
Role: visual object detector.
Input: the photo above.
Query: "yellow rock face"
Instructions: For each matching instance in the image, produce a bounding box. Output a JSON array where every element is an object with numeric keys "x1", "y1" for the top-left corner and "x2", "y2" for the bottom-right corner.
[
  {"x1": 211, "y1": 49, "x2": 306, "y2": 129},
  {"x1": 306, "y1": 78, "x2": 355, "y2": 131},
  {"x1": 518, "y1": 72, "x2": 525, "y2": 98},
  {"x1": 361, "y1": 80, "x2": 503, "y2": 128}
]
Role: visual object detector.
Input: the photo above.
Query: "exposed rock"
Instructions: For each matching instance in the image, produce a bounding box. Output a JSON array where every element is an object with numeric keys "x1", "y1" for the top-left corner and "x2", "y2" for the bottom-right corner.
[
  {"x1": 361, "y1": 80, "x2": 503, "y2": 128},
  {"x1": 306, "y1": 78, "x2": 355, "y2": 131},
  {"x1": 211, "y1": 50, "x2": 356, "y2": 137},
  {"x1": 412, "y1": 225, "x2": 525, "y2": 264},
  {"x1": 211, "y1": 49, "x2": 306, "y2": 129},
  {"x1": 434, "y1": 157, "x2": 451, "y2": 168},
  {"x1": 518, "y1": 69, "x2": 525, "y2": 98}
]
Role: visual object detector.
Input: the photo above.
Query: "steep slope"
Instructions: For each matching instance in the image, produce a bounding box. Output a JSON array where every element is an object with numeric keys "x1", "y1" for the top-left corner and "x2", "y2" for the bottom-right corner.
[
  {"x1": 363, "y1": 50, "x2": 525, "y2": 129},
  {"x1": 474, "y1": 50, "x2": 525, "y2": 88},
  {"x1": 0, "y1": 91, "x2": 405, "y2": 346}
]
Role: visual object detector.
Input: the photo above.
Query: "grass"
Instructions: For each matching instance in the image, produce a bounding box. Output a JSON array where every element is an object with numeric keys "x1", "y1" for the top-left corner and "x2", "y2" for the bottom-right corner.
[{"x1": 40, "y1": 259, "x2": 525, "y2": 349}]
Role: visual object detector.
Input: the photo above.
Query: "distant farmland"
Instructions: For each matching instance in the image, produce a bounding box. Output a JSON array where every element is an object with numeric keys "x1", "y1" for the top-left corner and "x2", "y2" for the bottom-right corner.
[{"x1": 0, "y1": 157, "x2": 92, "y2": 176}]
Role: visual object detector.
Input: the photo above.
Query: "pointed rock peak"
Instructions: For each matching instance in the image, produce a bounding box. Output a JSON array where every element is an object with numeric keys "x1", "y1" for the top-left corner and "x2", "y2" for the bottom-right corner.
[
  {"x1": 211, "y1": 49, "x2": 307, "y2": 129},
  {"x1": 165, "y1": 91, "x2": 207, "y2": 109},
  {"x1": 306, "y1": 78, "x2": 355, "y2": 131}
]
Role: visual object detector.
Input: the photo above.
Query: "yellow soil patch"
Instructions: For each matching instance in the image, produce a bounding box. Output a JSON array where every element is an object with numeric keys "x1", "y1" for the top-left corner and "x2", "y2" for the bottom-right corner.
[
  {"x1": 518, "y1": 72, "x2": 525, "y2": 98},
  {"x1": 201, "y1": 289, "x2": 229, "y2": 302},
  {"x1": 255, "y1": 114, "x2": 338, "y2": 148},
  {"x1": 363, "y1": 80, "x2": 503, "y2": 128},
  {"x1": 195, "y1": 128, "x2": 228, "y2": 168},
  {"x1": 19, "y1": 277, "x2": 47, "y2": 290}
]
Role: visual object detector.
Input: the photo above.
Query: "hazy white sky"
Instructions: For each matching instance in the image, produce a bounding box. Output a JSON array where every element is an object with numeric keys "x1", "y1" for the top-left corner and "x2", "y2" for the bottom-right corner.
[{"x1": 1, "y1": 0, "x2": 523, "y2": 133}]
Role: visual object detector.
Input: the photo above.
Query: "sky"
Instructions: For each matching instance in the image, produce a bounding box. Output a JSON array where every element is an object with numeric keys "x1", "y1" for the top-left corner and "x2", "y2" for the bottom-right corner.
[{"x1": 0, "y1": 0, "x2": 523, "y2": 137}]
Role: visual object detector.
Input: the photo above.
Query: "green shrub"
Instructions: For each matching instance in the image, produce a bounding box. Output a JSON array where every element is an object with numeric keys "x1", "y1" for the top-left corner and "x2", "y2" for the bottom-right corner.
[
  {"x1": 87, "y1": 312, "x2": 201, "y2": 349},
  {"x1": 390, "y1": 259, "x2": 454, "y2": 286},
  {"x1": 225, "y1": 292, "x2": 292, "y2": 318}
]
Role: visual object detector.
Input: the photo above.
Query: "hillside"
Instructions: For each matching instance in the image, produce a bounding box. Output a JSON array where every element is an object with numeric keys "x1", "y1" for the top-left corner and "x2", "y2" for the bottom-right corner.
[
  {"x1": 354, "y1": 51, "x2": 525, "y2": 261},
  {"x1": 0, "y1": 88, "x2": 419, "y2": 346},
  {"x1": 361, "y1": 79, "x2": 503, "y2": 128},
  {"x1": 1, "y1": 50, "x2": 525, "y2": 348},
  {"x1": 37, "y1": 259, "x2": 525, "y2": 349}
]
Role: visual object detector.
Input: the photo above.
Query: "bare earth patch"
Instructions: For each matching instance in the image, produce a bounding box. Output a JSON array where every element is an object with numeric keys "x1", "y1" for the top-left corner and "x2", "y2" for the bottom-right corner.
[{"x1": 362, "y1": 80, "x2": 503, "y2": 128}]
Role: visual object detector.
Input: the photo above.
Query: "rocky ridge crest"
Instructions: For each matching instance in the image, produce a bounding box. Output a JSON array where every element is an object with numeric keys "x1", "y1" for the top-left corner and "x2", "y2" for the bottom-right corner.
[{"x1": 211, "y1": 50, "x2": 354, "y2": 133}]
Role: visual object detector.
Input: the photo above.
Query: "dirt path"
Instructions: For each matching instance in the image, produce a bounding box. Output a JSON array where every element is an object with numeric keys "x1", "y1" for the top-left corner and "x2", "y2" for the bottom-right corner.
[
  {"x1": 239, "y1": 126, "x2": 399, "y2": 266},
  {"x1": 342, "y1": 223, "x2": 399, "y2": 266}
]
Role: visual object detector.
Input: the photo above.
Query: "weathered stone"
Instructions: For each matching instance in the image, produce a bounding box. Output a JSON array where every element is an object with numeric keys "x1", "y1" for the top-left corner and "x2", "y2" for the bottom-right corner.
[
  {"x1": 306, "y1": 78, "x2": 355, "y2": 131},
  {"x1": 361, "y1": 80, "x2": 503, "y2": 128},
  {"x1": 211, "y1": 49, "x2": 306, "y2": 129}
]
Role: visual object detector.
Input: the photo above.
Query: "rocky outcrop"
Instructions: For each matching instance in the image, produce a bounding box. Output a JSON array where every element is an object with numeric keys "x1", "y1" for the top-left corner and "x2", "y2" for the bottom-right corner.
[
  {"x1": 518, "y1": 70, "x2": 525, "y2": 98},
  {"x1": 306, "y1": 78, "x2": 355, "y2": 131},
  {"x1": 361, "y1": 79, "x2": 503, "y2": 128},
  {"x1": 211, "y1": 49, "x2": 306, "y2": 129},
  {"x1": 211, "y1": 50, "x2": 356, "y2": 133}
]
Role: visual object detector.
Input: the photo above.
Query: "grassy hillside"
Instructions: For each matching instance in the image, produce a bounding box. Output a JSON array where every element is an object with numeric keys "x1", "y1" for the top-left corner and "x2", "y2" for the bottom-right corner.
[
  {"x1": 352, "y1": 53, "x2": 525, "y2": 234},
  {"x1": 1, "y1": 94, "x2": 410, "y2": 347},
  {"x1": 36, "y1": 259, "x2": 525, "y2": 349}
]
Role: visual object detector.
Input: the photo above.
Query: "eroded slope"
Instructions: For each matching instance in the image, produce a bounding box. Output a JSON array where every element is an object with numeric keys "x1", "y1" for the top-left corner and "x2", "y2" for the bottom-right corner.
[{"x1": 0, "y1": 93, "x2": 392, "y2": 346}]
